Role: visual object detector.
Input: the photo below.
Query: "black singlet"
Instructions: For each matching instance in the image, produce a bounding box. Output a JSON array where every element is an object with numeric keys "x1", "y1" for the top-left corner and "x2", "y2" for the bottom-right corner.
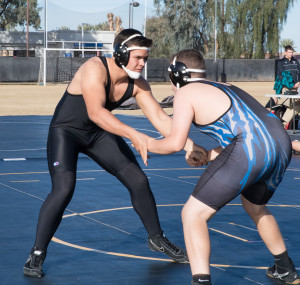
[
  {"x1": 33, "y1": 57, "x2": 162, "y2": 250},
  {"x1": 50, "y1": 56, "x2": 134, "y2": 131}
]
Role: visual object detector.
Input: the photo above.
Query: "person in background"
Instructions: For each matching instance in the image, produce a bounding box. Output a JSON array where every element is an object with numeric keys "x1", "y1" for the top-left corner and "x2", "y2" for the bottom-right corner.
[{"x1": 272, "y1": 45, "x2": 300, "y2": 128}]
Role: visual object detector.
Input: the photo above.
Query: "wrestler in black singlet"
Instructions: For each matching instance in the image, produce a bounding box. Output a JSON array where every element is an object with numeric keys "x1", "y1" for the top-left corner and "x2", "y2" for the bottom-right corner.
[{"x1": 34, "y1": 57, "x2": 161, "y2": 250}]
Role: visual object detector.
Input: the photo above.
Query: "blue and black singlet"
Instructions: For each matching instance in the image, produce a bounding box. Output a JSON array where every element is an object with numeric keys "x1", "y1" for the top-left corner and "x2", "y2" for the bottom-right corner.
[{"x1": 191, "y1": 81, "x2": 292, "y2": 210}]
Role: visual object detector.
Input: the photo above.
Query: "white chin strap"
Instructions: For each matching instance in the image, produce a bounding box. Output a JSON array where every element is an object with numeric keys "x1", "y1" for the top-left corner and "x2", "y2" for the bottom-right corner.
[{"x1": 122, "y1": 65, "x2": 141, "y2": 79}]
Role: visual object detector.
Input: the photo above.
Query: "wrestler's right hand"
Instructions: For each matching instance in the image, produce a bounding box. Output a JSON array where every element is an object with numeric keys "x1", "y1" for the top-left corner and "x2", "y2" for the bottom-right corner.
[
  {"x1": 185, "y1": 150, "x2": 208, "y2": 167},
  {"x1": 130, "y1": 131, "x2": 151, "y2": 166}
]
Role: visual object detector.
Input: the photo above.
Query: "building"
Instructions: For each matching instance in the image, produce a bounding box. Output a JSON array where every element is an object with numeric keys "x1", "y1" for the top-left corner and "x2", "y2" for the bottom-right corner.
[{"x1": 0, "y1": 30, "x2": 115, "y2": 58}]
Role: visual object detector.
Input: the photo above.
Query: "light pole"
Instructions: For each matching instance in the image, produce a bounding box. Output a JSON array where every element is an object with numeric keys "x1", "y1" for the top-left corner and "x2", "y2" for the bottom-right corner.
[
  {"x1": 27, "y1": 0, "x2": 29, "y2": 57},
  {"x1": 44, "y1": 0, "x2": 47, "y2": 49},
  {"x1": 143, "y1": 0, "x2": 147, "y2": 36},
  {"x1": 129, "y1": 1, "x2": 140, "y2": 28},
  {"x1": 144, "y1": 0, "x2": 147, "y2": 79},
  {"x1": 81, "y1": 23, "x2": 88, "y2": 58}
]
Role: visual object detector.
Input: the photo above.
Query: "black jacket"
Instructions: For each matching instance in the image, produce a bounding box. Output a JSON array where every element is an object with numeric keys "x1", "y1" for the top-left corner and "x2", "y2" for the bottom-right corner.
[{"x1": 277, "y1": 56, "x2": 300, "y2": 84}]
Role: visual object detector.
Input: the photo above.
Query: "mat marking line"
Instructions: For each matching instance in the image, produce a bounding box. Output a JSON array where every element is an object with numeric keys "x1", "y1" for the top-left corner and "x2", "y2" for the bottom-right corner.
[{"x1": 10, "y1": 180, "x2": 40, "y2": 183}]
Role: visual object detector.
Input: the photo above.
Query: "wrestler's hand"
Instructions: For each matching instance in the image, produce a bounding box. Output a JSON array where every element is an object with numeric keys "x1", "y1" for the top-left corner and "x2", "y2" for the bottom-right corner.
[
  {"x1": 207, "y1": 146, "x2": 223, "y2": 162},
  {"x1": 130, "y1": 131, "x2": 151, "y2": 166},
  {"x1": 185, "y1": 146, "x2": 208, "y2": 167}
]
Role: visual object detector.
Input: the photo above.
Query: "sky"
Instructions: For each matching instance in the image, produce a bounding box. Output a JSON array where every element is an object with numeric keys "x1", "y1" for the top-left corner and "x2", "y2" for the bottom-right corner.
[{"x1": 36, "y1": 0, "x2": 300, "y2": 52}]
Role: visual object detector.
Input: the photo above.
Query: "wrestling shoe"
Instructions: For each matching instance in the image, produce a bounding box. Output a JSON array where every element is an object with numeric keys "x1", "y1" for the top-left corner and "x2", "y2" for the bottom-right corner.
[
  {"x1": 266, "y1": 260, "x2": 300, "y2": 284},
  {"x1": 23, "y1": 247, "x2": 47, "y2": 278},
  {"x1": 148, "y1": 231, "x2": 188, "y2": 263}
]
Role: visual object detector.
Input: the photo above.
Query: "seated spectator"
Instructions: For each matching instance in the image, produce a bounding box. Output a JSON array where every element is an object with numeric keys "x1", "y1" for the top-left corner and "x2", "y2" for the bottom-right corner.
[{"x1": 268, "y1": 45, "x2": 300, "y2": 128}]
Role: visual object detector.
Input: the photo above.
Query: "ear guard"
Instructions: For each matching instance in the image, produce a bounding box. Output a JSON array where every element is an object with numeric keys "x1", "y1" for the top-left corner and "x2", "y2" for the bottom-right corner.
[
  {"x1": 113, "y1": 42, "x2": 130, "y2": 67},
  {"x1": 113, "y1": 34, "x2": 149, "y2": 68},
  {"x1": 168, "y1": 57, "x2": 206, "y2": 88}
]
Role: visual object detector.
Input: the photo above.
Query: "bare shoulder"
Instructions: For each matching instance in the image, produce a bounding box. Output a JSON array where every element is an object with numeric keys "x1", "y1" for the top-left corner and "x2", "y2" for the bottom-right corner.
[
  {"x1": 176, "y1": 82, "x2": 208, "y2": 97},
  {"x1": 135, "y1": 76, "x2": 151, "y2": 89},
  {"x1": 69, "y1": 57, "x2": 107, "y2": 93},
  {"x1": 133, "y1": 76, "x2": 151, "y2": 96},
  {"x1": 80, "y1": 57, "x2": 108, "y2": 86},
  {"x1": 81, "y1": 57, "x2": 106, "y2": 73}
]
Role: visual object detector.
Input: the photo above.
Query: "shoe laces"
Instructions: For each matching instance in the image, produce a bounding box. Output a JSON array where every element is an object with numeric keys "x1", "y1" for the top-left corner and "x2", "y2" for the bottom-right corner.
[
  {"x1": 31, "y1": 253, "x2": 44, "y2": 267},
  {"x1": 161, "y1": 234, "x2": 181, "y2": 253}
]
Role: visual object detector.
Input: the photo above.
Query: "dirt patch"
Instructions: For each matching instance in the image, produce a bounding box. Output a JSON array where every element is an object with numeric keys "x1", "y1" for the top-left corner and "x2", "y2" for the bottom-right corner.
[{"x1": 0, "y1": 82, "x2": 275, "y2": 116}]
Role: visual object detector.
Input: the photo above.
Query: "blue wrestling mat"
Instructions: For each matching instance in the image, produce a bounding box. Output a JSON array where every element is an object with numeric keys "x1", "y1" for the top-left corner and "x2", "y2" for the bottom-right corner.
[{"x1": 0, "y1": 115, "x2": 299, "y2": 285}]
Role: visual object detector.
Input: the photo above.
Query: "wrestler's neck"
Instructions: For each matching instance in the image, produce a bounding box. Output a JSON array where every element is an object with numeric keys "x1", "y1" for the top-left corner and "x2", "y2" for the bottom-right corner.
[{"x1": 107, "y1": 57, "x2": 140, "y2": 84}]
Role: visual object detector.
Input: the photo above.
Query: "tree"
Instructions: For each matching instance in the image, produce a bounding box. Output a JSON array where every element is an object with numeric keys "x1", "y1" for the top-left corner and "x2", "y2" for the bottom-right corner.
[
  {"x1": 77, "y1": 21, "x2": 111, "y2": 32},
  {"x1": 76, "y1": 14, "x2": 124, "y2": 33},
  {"x1": 154, "y1": 0, "x2": 212, "y2": 55},
  {"x1": 153, "y1": 0, "x2": 294, "y2": 59},
  {"x1": 226, "y1": 0, "x2": 294, "y2": 58},
  {"x1": 57, "y1": 26, "x2": 71, "y2": 31},
  {"x1": 280, "y1": 38, "x2": 296, "y2": 51},
  {"x1": 146, "y1": 15, "x2": 172, "y2": 58},
  {"x1": 77, "y1": 23, "x2": 95, "y2": 31},
  {"x1": 0, "y1": 0, "x2": 41, "y2": 31}
]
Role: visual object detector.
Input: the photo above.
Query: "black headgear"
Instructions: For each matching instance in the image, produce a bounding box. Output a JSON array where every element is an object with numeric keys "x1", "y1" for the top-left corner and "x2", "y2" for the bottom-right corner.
[
  {"x1": 113, "y1": 34, "x2": 149, "y2": 68},
  {"x1": 168, "y1": 56, "x2": 206, "y2": 89}
]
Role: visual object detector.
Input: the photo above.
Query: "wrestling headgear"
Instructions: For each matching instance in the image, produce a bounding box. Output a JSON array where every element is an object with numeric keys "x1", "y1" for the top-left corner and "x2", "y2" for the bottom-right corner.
[
  {"x1": 113, "y1": 34, "x2": 149, "y2": 65},
  {"x1": 168, "y1": 56, "x2": 206, "y2": 89}
]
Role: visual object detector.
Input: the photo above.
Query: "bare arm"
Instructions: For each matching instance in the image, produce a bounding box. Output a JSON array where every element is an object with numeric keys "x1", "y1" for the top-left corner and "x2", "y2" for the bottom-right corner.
[
  {"x1": 80, "y1": 58, "x2": 151, "y2": 165},
  {"x1": 136, "y1": 80, "x2": 207, "y2": 163},
  {"x1": 147, "y1": 88, "x2": 195, "y2": 154},
  {"x1": 135, "y1": 79, "x2": 173, "y2": 138}
]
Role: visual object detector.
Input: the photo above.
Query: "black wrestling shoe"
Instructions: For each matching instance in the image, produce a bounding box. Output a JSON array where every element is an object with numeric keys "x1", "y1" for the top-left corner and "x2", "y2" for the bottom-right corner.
[
  {"x1": 266, "y1": 261, "x2": 300, "y2": 284},
  {"x1": 148, "y1": 231, "x2": 188, "y2": 263},
  {"x1": 23, "y1": 247, "x2": 47, "y2": 278}
]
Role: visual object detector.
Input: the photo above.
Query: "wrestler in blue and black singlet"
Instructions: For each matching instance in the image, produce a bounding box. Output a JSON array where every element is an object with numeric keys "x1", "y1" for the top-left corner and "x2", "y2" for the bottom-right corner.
[{"x1": 192, "y1": 81, "x2": 292, "y2": 210}]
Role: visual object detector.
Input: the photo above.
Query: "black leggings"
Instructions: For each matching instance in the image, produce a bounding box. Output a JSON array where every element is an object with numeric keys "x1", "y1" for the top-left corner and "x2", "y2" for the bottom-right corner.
[{"x1": 34, "y1": 127, "x2": 161, "y2": 250}]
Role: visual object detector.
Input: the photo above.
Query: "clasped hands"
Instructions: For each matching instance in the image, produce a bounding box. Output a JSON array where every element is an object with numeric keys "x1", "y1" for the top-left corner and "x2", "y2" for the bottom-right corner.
[{"x1": 131, "y1": 131, "x2": 212, "y2": 167}]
